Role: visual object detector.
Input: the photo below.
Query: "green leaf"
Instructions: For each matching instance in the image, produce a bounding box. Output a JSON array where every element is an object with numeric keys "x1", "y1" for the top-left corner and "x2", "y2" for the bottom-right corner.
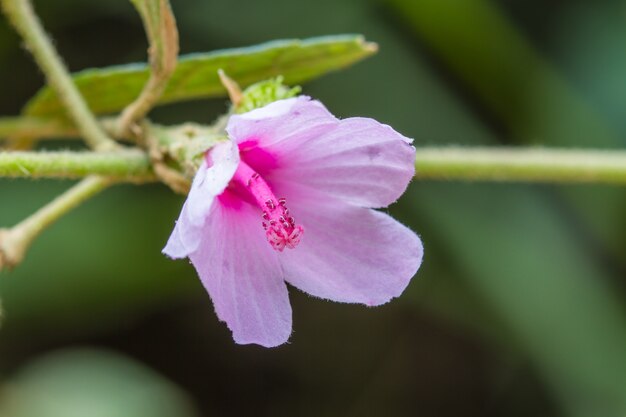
[{"x1": 24, "y1": 35, "x2": 377, "y2": 117}]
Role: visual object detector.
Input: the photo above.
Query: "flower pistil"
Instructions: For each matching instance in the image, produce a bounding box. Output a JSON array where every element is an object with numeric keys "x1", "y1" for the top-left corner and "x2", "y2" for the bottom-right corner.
[{"x1": 231, "y1": 158, "x2": 304, "y2": 252}]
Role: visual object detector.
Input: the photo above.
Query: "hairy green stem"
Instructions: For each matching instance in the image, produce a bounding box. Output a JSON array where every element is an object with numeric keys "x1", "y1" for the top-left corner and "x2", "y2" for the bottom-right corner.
[
  {"x1": 415, "y1": 147, "x2": 626, "y2": 185},
  {"x1": 0, "y1": 146, "x2": 625, "y2": 185},
  {"x1": 0, "y1": 0, "x2": 118, "y2": 151},
  {"x1": 0, "y1": 150, "x2": 155, "y2": 181},
  {"x1": 0, "y1": 176, "x2": 112, "y2": 269}
]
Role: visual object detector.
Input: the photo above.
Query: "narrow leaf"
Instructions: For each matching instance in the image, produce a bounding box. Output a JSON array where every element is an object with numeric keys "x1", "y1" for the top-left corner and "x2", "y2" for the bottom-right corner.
[{"x1": 24, "y1": 35, "x2": 377, "y2": 117}]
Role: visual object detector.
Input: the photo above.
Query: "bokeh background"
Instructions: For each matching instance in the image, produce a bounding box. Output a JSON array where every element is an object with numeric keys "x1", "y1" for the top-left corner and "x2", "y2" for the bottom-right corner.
[{"x1": 1, "y1": 0, "x2": 626, "y2": 416}]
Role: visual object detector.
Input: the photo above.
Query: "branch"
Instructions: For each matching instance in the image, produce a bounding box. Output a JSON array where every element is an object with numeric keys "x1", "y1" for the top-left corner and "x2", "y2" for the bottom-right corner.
[
  {"x1": 0, "y1": 116, "x2": 76, "y2": 142},
  {"x1": 0, "y1": 146, "x2": 625, "y2": 186},
  {"x1": 116, "y1": 0, "x2": 179, "y2": 136},
  {"x1": 0, "y1": 0, "x2": 119, "y2": 151},
  {"x1": 0, "y1": 176, "x2": 112, "y2": 270},
  {"x1": 415, "y1": 147, "x2": 626, "y2": 185},
  {"x1": 0, "y1": 150, "x2": 155, "y2": 181},
  {"x1": 0, "y1": 116, "x2": 133, "y2": 141}
]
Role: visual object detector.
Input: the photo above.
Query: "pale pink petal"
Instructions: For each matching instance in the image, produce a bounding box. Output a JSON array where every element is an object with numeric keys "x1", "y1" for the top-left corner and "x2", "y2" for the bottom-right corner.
[
  {"x1": 189, "y1": 198, "x2": 292, "y2": 347},
  {"x1": 278, "y1": 192, "x2": 423, "y2": 306},
  {"x1": 226, "y1": 97, "x2": 337, "y2": 152},
  {"x1": 270, "y1": 117, "x2": 415, "y2": 208},
  {"x1": 227, "y1": 97, "x2": 415, "y2": 208},
  {"x1": 161, "y1": 202, "x2": 191, "y2": 259},
  {"x1": 237, "y1": 97, "x2": 300, "y2": 120},
  {"x1": 163, "y1": 140, "x2": 240, "y2": 259}
]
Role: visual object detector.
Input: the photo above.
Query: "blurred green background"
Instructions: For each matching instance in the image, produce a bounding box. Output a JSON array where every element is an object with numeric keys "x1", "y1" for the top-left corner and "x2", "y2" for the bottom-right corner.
[{"x1": 1, "y1": 0, "x2": 626, "y2": 416}]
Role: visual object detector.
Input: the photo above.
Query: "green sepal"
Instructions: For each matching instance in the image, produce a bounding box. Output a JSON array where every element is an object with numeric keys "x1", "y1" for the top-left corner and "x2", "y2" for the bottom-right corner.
[{"x1": 236, "y1": 76, "x2": 301, "y2": 114}]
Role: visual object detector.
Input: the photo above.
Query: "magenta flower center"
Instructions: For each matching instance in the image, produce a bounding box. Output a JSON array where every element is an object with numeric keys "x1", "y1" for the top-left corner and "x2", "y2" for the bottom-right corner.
[{"x1": 231, "y1": 159, "x2": 304, "y2": 252}]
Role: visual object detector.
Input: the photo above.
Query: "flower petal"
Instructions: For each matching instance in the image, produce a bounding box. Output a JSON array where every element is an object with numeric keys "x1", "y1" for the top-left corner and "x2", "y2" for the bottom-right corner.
[
  {"x1": 189, "y1": 199, "x2": 292, "y2": 347},
  {"x1": 279, "y1": 194, "x2": 423, "y2": 306},
  {"x1": 270, "y1": 117, "x2": 415, "y2": 208},
  {"x1": 226, "y1": 97, "x2": 336, "y2": 151},
  {"x1": 162, "y1": 141, "x2": 240, "y2": 259},
  {"x1": 227, "y1": 97, "x2": 415, "y2": 208}
]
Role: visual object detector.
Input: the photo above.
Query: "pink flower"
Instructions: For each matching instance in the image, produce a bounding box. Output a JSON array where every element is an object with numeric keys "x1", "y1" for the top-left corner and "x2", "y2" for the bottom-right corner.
[{"x1": 163, "y1": 96, "x2": 423, "y2": 347}]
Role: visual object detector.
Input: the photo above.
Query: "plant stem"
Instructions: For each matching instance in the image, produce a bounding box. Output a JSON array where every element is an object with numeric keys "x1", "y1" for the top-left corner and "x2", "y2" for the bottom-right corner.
[
  {"x1": 0, "y1": 116, "x2": 77, "y2": 140},
  {"x1": 117, "y1": 0, "x2": 179, "y2": 136},
  {"x1": 0, "y1": 146, "x2": 625, "y2": 185},
  {"x1": 0, "y1": 0, "x2": 118, "y2": 151},
  {"x1": 0, "y1": 176, "x2": 112, "y2": 269},
  {"x1": 415, "y1": 147, "x2": 626, "y2": 185},
  {"x1": 0, "y1": 116, "x2": 131, "y2": 141},
  {"x1": 0, "y1": 150, "x2": 155, "y2": 181}
]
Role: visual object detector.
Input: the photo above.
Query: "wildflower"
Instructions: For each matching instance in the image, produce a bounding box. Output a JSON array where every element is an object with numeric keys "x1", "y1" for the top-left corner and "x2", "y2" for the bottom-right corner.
[{"x1": 163, "y1": 96, "x2": 423, "y2": 347}]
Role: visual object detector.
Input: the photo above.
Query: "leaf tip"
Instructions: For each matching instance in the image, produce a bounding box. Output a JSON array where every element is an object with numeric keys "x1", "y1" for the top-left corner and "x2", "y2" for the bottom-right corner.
[
  {"x1": 363, "y1": 41, "x2": 379, "y2": 54},
  {"x1": 353, "y1": 35, "x2": 378, "y2": 54}
]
